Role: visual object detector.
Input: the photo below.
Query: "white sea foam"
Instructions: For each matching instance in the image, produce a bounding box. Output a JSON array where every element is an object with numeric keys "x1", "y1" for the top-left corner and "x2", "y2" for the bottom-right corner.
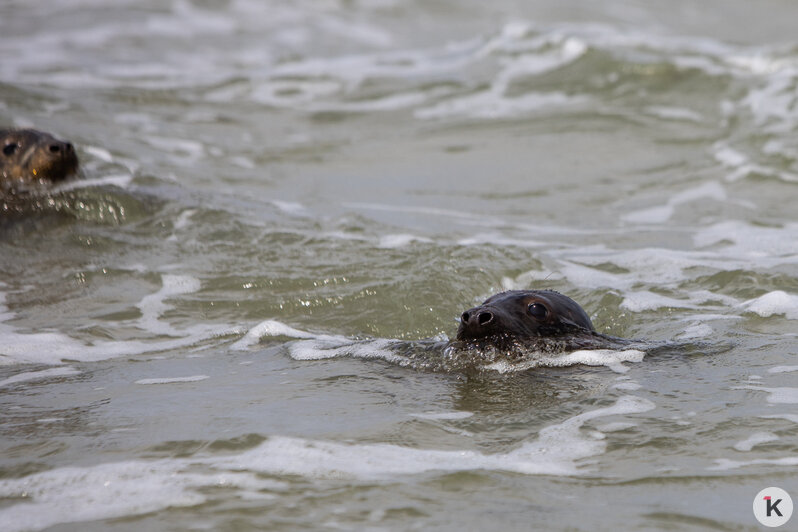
[
  {"x1": 82, "y1": 145, "x2": 114, "y2": 163},
  {"x1": 0, "y1": 460, "x2": 262, "y2": 532},
  {"x1": 709, "y1": 457, "x2": 798, "y2": 471},
  {"x1": 377, "y1": 234, "x2": 434, "y2": 249},
  {"x1": 234, "y1": 320, "x2": 645, "y2": 374},
  {"x1": 0, "y1": 367, "x2": 81, "y2": 388},
  {"x1": 0, "y1": 330, "x2": 226, "y2": 366},
  {"x1": 486, "y1": 349, "x2": 646, "y2": 374},
  {"x1": 768, "y1": 365, "x2": 798, "y2": 374},
  {"x1": 595, "y1": 422, "x2": 637, "y2": 432},
  {"x1": 621, "y1": 181, "x2": 728, "y2": 224},
  {"x1": 172, "y1": 209, "x2": 196, "y2": 231},
  {"x1": 305, "y1": 91, "x2": 433, "y2": 114},
  {"x1": 711, "y1": 141, "x2": 798, "y2": 182},
  {"x1": 213, "y1": 395, "x2": 654, "y2": 478},
  {"x1": 288, "y1": 338, "x2": 406, "y2": 365},
  {"x1": 264, "y1": 44, "x2": 471, "y2": 91},
  {"x1": 739, "y1": 385, "x2": 798, "y2": 404},
  {"x1": 500, "y1": 271, "x2": 565, "y2": 291},
  {"x1": 644, "y1": 106, "x2": 703, "y2": 122},
  {"x1": 552, "y1": 246, "x2": 707, "y2": 290},
  {"x1": 712, "y1": 142, "x2": 748, "y2": 168},
  {"x1": 620, "y1": 291, "x2": 698, "y2": 312},
  {"x1": 271, "y1": 201, "x2": 308, "y2": 216},
  {"x1": 0, "y1": 396, "x2": 654, "y2": 530},
  {"x1": 230, "y1": 319, "x2": 344, "y2": 351},
  {"x1": 36, "y1": 418, "x2": 65, "y2": 424},
  {"x1": 409, "y1": 411, "x2": 474, "y2": 421},
  {"x1": 544, "y1": 238, "x2": 798, "y2": 314},
  {"x1": 676, "y1": 323, "x2": 714, "y2": 340},
  {"x1": 234, "y1": 321, "x2": 409, "y2": 364},
  {"x1": 416, "y1": 33, "x2": 588, "y2": 120},
  {"x1": 55, "y1": 173, "x2": 134, "y2": 192},
  {"x1": 733, "y1": 432, "x2": 779, "y2": 452},
  {"x1": 136, "y1": 274, "x2": 202, "y2": 335},
  {"x1": 135, "y1": 375, "x2": 209, "y2": 385},
  {"x1": 344, "y1": 201, "x2": 501, "y2": 224},
  {"x1": 612, "y1": 381, "x2": 642, "y2": 391},
  {"x1": 555, "y1": 261, "x2": 629, "y2": 291},
  {"x1": 694, "y1": 221, "x2": 798, "y2": 260},
  {"x1": 456, "y1": 233, "x2": 547, "y2": 249},
  {"x1": 416, "y1": 91, "x2": 586, "y2": 120},
  {"x1": 136, "y1": 274, "x2": 238, "y2": 343},
  {"x1": 739, "y1": 291, "x2": 798, "y2": 319},
  {"x1": 0, "y1": 275, "x2": 238, "y2": 366},
  {"x1": 143, "y1": 135, "x2": 206, "y2": 163}
]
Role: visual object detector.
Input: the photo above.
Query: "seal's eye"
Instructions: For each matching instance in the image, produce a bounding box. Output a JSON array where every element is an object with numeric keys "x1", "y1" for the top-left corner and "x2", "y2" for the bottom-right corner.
[
  {"x1": 3, "y1": 143, "x2": 18, "y2": 156},
  {"x1": 527, "y1": 303, "x2": 548, "y2": 320}
]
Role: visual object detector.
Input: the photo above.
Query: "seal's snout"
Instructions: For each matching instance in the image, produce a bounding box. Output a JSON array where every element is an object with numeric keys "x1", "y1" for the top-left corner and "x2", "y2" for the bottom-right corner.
[
  {"x1": 457, "y1": 306, "x2": 496, "y2": 340},
  {"x1": 49, "y1": 141, "x2": 73, "y2": 155},
  {"x1": 461, "y1": 309, "x2": 493, "y2": 325},
  {"x1": 43, "y1": 139, "x2": 78, "y2": 181}
]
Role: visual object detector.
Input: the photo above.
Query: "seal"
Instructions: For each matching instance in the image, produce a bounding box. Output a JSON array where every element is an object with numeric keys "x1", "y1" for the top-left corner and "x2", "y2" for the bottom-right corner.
[
  {"x1": 1, "y1": 128, "x2": 78, "y2": 192},
  {"x1": 454, "y1": 289, "x2": 629, "y2": 353},
  {"x1": 458, "y1": 290, "x2": 594, "y2": 341}
]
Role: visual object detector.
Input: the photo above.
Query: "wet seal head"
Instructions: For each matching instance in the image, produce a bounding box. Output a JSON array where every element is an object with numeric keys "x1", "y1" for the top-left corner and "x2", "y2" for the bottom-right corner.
[
  {"x1": 457, "y1": 290, "x2": 595, "y2": 343},
  {"x1": 1, "y1": 128, "x2": 79, "y2": 192}
]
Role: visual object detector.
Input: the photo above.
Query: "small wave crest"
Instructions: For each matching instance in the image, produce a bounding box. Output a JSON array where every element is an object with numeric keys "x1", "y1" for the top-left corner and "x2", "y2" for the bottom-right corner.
[
  {"x1": 0, "y1": 274, "x2": 239, "y2": 367},
  {"x1": 0, "y1": 395, "x2": 654, "y2": 531},
  {"x1": 233, "y1": 319, "x2": 646, "y2": 374}
]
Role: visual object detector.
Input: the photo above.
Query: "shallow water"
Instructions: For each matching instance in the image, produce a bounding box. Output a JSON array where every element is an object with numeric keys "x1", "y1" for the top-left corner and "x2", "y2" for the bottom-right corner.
[{"x1": 2, "y1": 1, "x2": 798, "y2": 530}]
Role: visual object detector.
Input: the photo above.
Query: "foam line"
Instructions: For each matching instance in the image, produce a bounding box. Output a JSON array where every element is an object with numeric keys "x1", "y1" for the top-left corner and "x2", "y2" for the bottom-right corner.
[
  {"x1": 135, "y1": 375, "x2": 209, "y2": 385},
  {"x1": 709, "y1": 457, "x2": 798, "y2": 471},
  {"x1": 230, "y1": 319, "x2": 347, "y2": 351},
  {"x1": 0, "y1": 277, "x2": 238, "y2": 366},
  {"x1": 212, "y1": 396, "x2": 655, "y2": 478},
  {"x1": 738, "y1": 385, "x2": 798, "y2": 404},
  {"x1": 733, "y1": 432, "x2": 778, "y2": 452},
  {"x1": 739, "y1": 291, "x2": 798, "y2": 319},
  {"x1": 0, "y1": 367, "x2": 80, "y2": 388},
  {"x1": 0, "y1": 396, "x2": 654, "y2": 530}
]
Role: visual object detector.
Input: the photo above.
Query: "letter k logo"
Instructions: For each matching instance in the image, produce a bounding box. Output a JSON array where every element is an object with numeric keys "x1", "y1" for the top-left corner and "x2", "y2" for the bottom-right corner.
[
  {"x1": 765, "y1": 496, "x2": 784, "y2": 518},
  {"x1": 754, "y1": 487, "x2": 792, "y2": 527}
]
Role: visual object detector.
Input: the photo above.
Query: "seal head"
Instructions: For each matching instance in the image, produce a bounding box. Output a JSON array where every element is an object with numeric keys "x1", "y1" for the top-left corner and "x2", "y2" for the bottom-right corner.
[
  {"x1": 1, "y1": 128, "x2": 78, "y2": 191},
  {"x1": 456, "y1": 289, "x2": 594, "y2": 342}
]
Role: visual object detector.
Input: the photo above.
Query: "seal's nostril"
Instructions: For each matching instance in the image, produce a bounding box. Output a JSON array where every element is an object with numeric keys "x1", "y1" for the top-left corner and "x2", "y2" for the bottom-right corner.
[
  {"x1": 477, "y1": 311, "x2": 493, "y2": 325},
  {"x1": 64, "y1": 143, "x2": 74, "y2": 153},
  {"x1": 461, "y1": 311, "x2": 470, "y2": 323}
]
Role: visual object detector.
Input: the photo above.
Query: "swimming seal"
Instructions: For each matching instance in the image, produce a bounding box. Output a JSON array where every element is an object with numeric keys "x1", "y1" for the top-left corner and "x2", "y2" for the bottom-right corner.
[
  {"x1": 458, "y1": 290, "x2": 594, "y2": 341},
  {"x1": 1, "y1": 128, "x2": 78, "y2": 192},
  {"x1": 454, "y1": 289, "x2": 629, "y2": 353}
]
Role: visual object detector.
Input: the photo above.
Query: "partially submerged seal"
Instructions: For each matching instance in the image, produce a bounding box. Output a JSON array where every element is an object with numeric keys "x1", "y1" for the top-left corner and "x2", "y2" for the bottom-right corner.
[
  {"x1": 1, "y1": 128, "x2": 78, "y2": 192},
  {"x1": 453, "y1": 290, "x2": 629, "y2": 354}
]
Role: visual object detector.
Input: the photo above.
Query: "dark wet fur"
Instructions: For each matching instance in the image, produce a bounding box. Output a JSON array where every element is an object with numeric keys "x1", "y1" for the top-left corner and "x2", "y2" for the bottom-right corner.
[
  {"x1": 456, "y1": 290, "x2": 601, "y2": 341},
  {"x1": 1, "y1": 128, "x2": 78, "y2": 191},
  {"x1": 1, "y1": 128, "x2": 83, "y2": 222}
]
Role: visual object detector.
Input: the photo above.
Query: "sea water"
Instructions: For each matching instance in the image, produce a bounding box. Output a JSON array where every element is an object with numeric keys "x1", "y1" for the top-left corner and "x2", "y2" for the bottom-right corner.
[{"x1": 2, "y1": 1, "x2": 798, "y2": 529}]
